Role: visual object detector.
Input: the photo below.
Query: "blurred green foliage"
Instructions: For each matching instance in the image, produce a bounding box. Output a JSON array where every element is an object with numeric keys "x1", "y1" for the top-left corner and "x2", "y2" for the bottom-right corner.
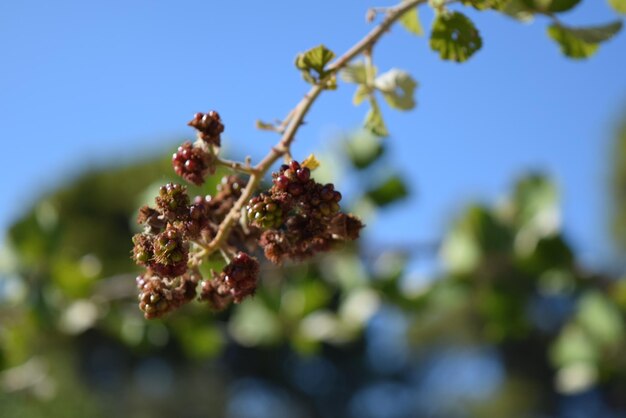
[
  {"x1": 612, "y1": 116, "x2": 626, "y2": 253},
  {"x1": 1, "y1": 132, "x2": 626, "y2": 417}
]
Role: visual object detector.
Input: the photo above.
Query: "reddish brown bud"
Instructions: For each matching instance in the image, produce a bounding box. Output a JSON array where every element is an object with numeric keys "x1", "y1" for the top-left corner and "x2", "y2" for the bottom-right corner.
[
  {"x1": 188, "y1": 111, "x2": 224, "y2": 146},
  {"x1": 172, "y1": 141, "x2": 215, "y2": 185}
]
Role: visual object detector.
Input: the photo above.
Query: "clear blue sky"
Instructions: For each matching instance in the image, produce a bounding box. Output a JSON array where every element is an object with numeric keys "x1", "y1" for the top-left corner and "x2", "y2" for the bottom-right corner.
[{"x1": 1, "y1": 1, "x2": 625, "y2": 268}]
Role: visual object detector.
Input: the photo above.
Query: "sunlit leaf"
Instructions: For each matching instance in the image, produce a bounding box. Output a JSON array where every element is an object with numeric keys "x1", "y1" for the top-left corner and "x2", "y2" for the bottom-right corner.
[
  {"x1": 295, "y1": 44, "x2": 335, "y2": 74},
  {"x1": 341, "y1": 62, "x2": 369, "y2": 84},
  {"x1": 353, "y1": 85, "x2": 370, "y2": 106},
  {"x1": 364, "y1": 98, "x2": 389, "y2": 137},
  {"x1": 399, "y1": 6, "x2": 424, "y2": 36},
  {"x1": 430, "y1": 11, "x2": 483, "y2": 62},
  {"x1": 547, "y1": 22, "x2": 622, "y2": 59},
  {"x1": 374, "y1": 69, "x2": 418, "y2": 111},
  {"x1": 550, "y1": 324, "x2": 598, "y2": 367},
  {"x1": 441, "y1": 227, "x2": 481, "y2": 273},
  {"x1": 609, "y1": 0, "x2": 626, "y2": 13},
  {"x1": 500, "y1": 0, "x2": 534, "y2": 21},
  {"x1": 228, "y1": 299, "x2": 282, "y2": 347},
  {"x1": 511, "y1": 174, "x2": 558, "y2": 229},
  {"x1": 301, "y1": 153, "x2": 321, "y2": 171},
  {"x1": 295, "y1": 44, "x2": 337, "y2": 87},
  {"x1": 577, "y1": 291, "x2": 623, "y2": 345}
]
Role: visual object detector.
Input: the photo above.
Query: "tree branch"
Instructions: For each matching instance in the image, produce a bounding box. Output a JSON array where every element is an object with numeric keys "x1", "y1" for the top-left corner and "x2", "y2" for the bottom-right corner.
[{"x1": 201, "y1": 0, "x2": 427, "y2": 258}]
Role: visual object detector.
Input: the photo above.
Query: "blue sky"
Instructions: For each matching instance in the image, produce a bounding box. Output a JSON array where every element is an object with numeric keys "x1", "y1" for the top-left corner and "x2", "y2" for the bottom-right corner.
[{"x1": 1, "y1": 1, "x2": 625, "y2": 268}]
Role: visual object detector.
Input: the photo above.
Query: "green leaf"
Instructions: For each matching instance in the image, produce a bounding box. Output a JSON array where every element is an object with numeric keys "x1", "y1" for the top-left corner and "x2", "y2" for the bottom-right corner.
[
  {"x1": 567, "y1": 21, "x2": 622, "y2": 43},
  {"x1": 547, "y1": 25, "x2": 598, "y2": 59},
  {"x1": 295, "y1": 44, "x2": 336, "y2": 87},
  {"x1": 547, "y1": 22, "x2": 621, "y2": 59},
  {"x1": 461, "y1": 0, "x2": 507, "y2": 10},
  {"x1": 441, "y1": 226, "x2": 481, "y2": 273},
  {"x1": 353, "y1": 85, "x2": 370, "y2": 105},
  {"x1": 229, "y1": 299, "x2": 282, "y2": 347},
  {"x1": 430, "y1": 11, "x2": 483, "y2": 63},
  {"x1": 364, "y1": 98, "x2": 389, "y2": 137},
  {"x1": 295, "y1": 44, "x2": 335, "y2": 74},
  {"x1": 550, "y1": 324, "x2": 598, "y2": 368},
  {"x1": 511, "y1": 174, "x2": 558, "y2": 229},
  {"x1": 577, "y1": 291, "x2": 623, "y2": 345},
  {"x1": 176, "y1": 322, "x2": 224, "y2": 359},
  {"x1": 374, "y1": 69, "x2": 418, "y2": 111},
  {"x1": 609, "y1": 0, "x2": 626, "y2": 13},
  {"x1": 366, "y1": 174, "x2": 409, "y2": 206},
  {"x1": 522, "y1": 0, "x2": 580, "y2": 12},
  {"x1": 344, "y1": 130, "x2": 385, "y2": 170},
  {"x1": 341, "y1": 62, "x2": 369, "y2": 84},
  {"x1": 399, "y1": 7, "x2": 424, "y2": 36},
  {"x1": 501, "y1": 0, "x2": 534, "y2": 21}
]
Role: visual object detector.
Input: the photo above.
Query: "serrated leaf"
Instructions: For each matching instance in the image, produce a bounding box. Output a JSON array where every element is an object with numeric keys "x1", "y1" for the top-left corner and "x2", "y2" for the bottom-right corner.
[
  {"x1": 522, "y1": 0, "x2": 581, "y2": 12},
  {"x1": 353, "y1": 85, "x2": 370, "y2": 106},
  {"x1": 366, "y1": 174, "x2": 409, "y2": 206},
  {"x1": 295, "y1": 44, "x2": 335, "y2": 74},
  {"x1": 295, "y1": 45, "x2": 337, "y2": 87},
  {"x1": 461, "y1": 0, "x2": 507, "y2": 10},
  {"x1": 430, "y1": 12, "x2": 483, "y2": 63},
  {"x1": 374, "y1": 69, "x2": 418, "y2": 111},
  {"x1": 399, "y1": 7, "x2": 424, "y2": 36},
  {"x1": 341, "y1": 62, "x2": 369, "y2": 84},
  {"x1": 364, "y1": 99, "x2": 388, "y2": 137},
  {"x1": 609, "y1": 0, "x2": 626, "y2": 14},
  {"x1": 547, "y1": 22, "x2": 622, "y2": 59},
  {"x1": 301, "y1": 154, "x2": 321, "y2": 171}
]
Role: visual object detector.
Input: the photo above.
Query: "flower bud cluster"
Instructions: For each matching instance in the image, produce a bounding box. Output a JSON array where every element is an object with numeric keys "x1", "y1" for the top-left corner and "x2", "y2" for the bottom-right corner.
[
  {"x1": 199, "y1": 252, "x2": 260, "y2": 311},
  {"x1": 136, "y1": 271, "x2": 200, "y2": 319},
  {"x1": 172, "y1": 141, "x2": 216, "y2": 186},
  {"x1": 248, "y1": 160, "x2": 363, "y2": 264},
  {"x1": 187, "y1": 111, "x2": 224, "y2": 147},
  {"x1": 132, "y1": 111, "x2": 364, "y2": 318},
  {"x1": 132, "y1": 177, "x2": 260, "y2": 318},
  {"x1": 171, "y1": 110, "x2": 224, "y2": 186}
]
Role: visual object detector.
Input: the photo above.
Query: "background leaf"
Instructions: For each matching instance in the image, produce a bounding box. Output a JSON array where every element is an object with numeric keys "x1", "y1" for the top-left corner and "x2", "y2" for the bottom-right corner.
[
  {"x1": 609, "y1": 0, "x2": 626, "y2": 13},
  {"x1": 366, "y1": 174, "x2": 409, "y2": 206},
  {"x1": 353, "y1": 85, "x2": 370, "y2": 105},
  {"x1": 430, "y1": 11, "x2": 483, "y2": 63},
  {"x1": 546, "y1": 22, "x2": 622, "y2": 59},
  {"x1": 364, "y1": 98, "x2": 389, "y2": 137},
  {"x1": 374, "y1": 69, "x2": 418, "y2": 111},
  {"x1": 341, "y1": 62, "x2": 369, "y2": 84},
  {"x1": 522, "y1": 0, "x2": 581, "y2": 12},
  {"x1": 344, "y1": 131, "x2": 385, "y2": 170},
  {"x1": 399, "y1": 7, "x2": 424, "y2": 36},
  {"x1": 564, "y1": 21, "x2": 623, "y2": 43},
  {"x1": 501, "y1": 0, "x2": 535, "y2": 21}
]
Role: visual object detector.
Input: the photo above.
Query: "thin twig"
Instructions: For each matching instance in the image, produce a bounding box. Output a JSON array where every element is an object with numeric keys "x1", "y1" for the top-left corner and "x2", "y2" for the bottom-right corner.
[
  {"x1": 216, "y1": 158, "x2": 259, "y2": 175},
  {"x1": 201, "y1": 0, "x2": 427, "y2": 257}
]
